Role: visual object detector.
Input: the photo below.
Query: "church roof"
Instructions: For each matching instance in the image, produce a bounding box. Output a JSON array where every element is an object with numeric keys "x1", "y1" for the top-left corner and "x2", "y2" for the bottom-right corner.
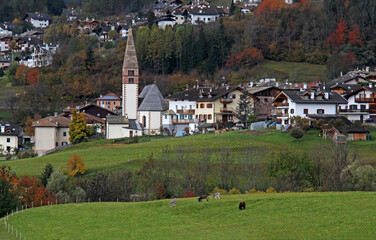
[
  {"x1": 138, "y1": 84, "x2": 169, "y2": 111},
  {"x1": 122, "y1": 30, "x2": 138, "y2": 69}
]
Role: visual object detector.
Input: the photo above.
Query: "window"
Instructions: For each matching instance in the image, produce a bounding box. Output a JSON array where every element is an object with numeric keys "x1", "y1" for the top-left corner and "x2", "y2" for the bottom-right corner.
[
  {"x1": 56, "y1": 142, "x2": 58, "y2": 147},
  {"x1": 232, "y1": 94, "x2": 236, "y2": 99},
  {"x1": 63, "y1": 132, "x2": 67, "y2": 137},
  {"x1": 129, "y1": 78, "x2": 134, "y2": 84},
  {"x1": 196, "y1": 104, "x2": 198, "y2": 108},
  {"x1": 62, "y1": 142, "x2": 68, "y2": 146},
  {"x1": 6, "y1": 146, "x2": 10, "y2": 152},
  {"x1": 208, "y1": 114, "x2": 212, "y2": 120},
  {"x1": 229, "y1": 115, "x2": 233, "y2": 120},
  {"x1": 350, "y1": 105, "x2": 357, "y2": 110},
  {"x1": 207, "y1": 104, "x2": 212, "y2": 108},
  {"x1": 107, "y1": 102, "x2": 110, "y2": 105},
  {"x1": 165, "y1": 115, "x2": 167, "y2": 119},
  {"x1": 128, "y1": 70, "x2": 135, "y2": 76},
  {"x1": 114, "y1": 102, "x2": 116, "y2": 105},
  {"x1": 142, "y1": 116, "x2": 146, "y2": 127},
  {"x1": 284, "y1": 120, "x2": 288, "y2": 124},
  {"x1": 317, "y1": 109, "x2": 324, "y2": 114},
  {"x1": 304, "y1": 109, "x2": 308, "y2": 114},
  {"x1": 6, "y1": 138, "x2": 10, "y2": 143},
  {"x1": 290, "y1": 109, "x2": 294, "y2": 114},
  {"x1": 200, "y1": 104, "x2": 204, "y2": 108}
]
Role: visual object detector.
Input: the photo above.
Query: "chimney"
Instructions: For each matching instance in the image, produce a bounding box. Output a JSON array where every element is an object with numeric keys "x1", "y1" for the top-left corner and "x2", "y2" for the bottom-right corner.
[
  {"x1": 325, "y1": 92, "x2": 329, "y2": 99},
  {"x1": 54, "y1": 112, "x2": 58, "y2": 117},
  {"x1": 250, "y1": 81, "x2": 254, "y2": 87},
  {"x1": 366, "y1": 66, "x2": 370, "y2": 72},
  {"x1": 276, "y1": 82, "x2": 279, "y2": 87},
  {"x1": 226, "y1": 85, "x2": 229, "y2": 90},
  {"x1": 303, "y1": 83, "x2": 307, "y2": 89},
  {"x1": 0, "y1": 126, "x2": 4, "y2": 133},
  {"x1": 340, "y1": 71, "x2": 343, "y2": 77},
  {"x1": 311, "y1": 91, "x2": 315, "y2": 99},
  {"x1": 369, "y1": 83, "x2": 373, "y2": 88}
]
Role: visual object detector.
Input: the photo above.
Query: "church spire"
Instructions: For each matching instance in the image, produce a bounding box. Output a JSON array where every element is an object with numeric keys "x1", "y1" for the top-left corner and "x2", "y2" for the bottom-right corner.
[{"x1": 122, "y1": 29, "x2": 139, "y2": 119}]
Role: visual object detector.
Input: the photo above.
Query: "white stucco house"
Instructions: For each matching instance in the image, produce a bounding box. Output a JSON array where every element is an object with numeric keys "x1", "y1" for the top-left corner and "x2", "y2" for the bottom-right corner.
[
  {"x1": 23, "y1": 12, "x2": 52, "y2": 28},
  {"x1": 105, "y1": 116, "x2": 142, "y2": 139},
  {"x1": 0, "y1": 123, "x2": 20, "y2": 155},
  {"x1": 338, "y1": 86, "x2": 376, "y2": 122},
  {"x1": 273, "y1": 90, "x2": 348, "y2": 126},
  {"x1": 33, "y1": 115, "x2": 71, "y2": 156}
]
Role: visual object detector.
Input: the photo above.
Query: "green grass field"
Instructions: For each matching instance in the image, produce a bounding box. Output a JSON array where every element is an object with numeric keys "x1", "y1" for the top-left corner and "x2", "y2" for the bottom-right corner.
[
  {"x1": 3, "y1": 129, "x2": 376, "y2": 177},
  {"x1": 251, "y1": 61, "x2": 326, "y2": 83},
  {"x1": 1, "y1": 192, "x2": 376, "y2": 240},
  {"x1": 3, "y1": 130, "x2": 331, "y2": 177}
]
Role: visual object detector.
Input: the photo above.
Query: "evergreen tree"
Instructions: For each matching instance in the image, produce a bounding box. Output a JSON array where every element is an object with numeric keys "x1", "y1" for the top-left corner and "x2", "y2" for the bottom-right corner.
[
  {"x1": 0, "y1": 179, "x2": 19, "y2": 218},
  {"x1": 230, "y1": 0, "x2": 236, "y2": 16},
  {"x1": 85, "y1": 47, "x2": 95, "y2": 70},
  {"x1": 69, "y1": 109, "x2": 88, "y2": 143},
  {"x1": 146, "y1": 10, "x2": 156, "y2": 29},
  {"x1": 235, "y1": 93, "x2": 254, "y2": 127},
  {"x1": 38, "y1": 163, "x2": 54, "y2": 187}
]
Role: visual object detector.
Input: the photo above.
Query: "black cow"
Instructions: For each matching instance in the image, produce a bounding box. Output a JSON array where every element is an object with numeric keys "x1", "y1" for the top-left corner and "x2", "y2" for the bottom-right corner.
[
  {"x1": 239, "y1": 201, "x2": 246, "y2": 210},
  {"x1": 198, "y1": 195, "x2": 209, "y2": 202}
]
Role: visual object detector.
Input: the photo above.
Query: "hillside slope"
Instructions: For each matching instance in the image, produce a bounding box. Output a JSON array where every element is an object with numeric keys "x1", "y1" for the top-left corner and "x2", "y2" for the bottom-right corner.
[{"x1": 2, "y1": 192, "x2": 376, "y2": 240}]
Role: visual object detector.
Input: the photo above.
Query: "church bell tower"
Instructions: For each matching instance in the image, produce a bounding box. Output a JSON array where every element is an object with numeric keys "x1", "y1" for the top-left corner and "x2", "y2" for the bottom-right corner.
[{"x1": 122, "y1": 30, "x2": 139, "y2": 119}]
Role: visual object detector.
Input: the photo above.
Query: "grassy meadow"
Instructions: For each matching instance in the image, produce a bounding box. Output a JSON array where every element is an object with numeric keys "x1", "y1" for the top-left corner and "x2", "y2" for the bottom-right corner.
[
  {"x1": 2, "y1": 130, "x2": 331, "y2": 177},
  {"x1": 1, "y1": 192, "x2": 376, "y2": 240}
]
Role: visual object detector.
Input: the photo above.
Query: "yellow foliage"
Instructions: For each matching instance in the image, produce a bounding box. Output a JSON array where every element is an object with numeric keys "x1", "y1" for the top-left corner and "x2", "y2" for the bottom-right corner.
[
  {"x1": 266, "y1": 187, "x2": 277, "y2": 193},
  {"x1": 245, "y1": 188, "x2": 265, "y2": 194},
  {"x1": 229, "y1": 188, "x2": 241, "y2": 194},
  {"x1": 303, "y1": 187, "x2": 315, "y2": 192},
  {"x1": 67, "y1": 155, "x2": 87, "y2": 176}
]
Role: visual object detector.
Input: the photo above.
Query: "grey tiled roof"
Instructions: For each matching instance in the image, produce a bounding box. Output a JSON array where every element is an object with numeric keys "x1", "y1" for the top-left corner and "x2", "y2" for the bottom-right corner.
[
  {"x1": 138, "y1": 84, "x2": 169, "y2": 111},
  {"x1": 106, "y1": 115, "x2": 129, "y2": 124},
  {"x1": 282, "y1": 90, "x2": 347, "y2": 104}
]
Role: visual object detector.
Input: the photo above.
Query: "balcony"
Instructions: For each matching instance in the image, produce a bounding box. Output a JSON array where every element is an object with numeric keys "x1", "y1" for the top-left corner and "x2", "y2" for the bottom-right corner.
[
  {"x1": 339, "y1": 109, "x2": 369, "y2": 113},
  {"x1": 220, "y1": 98, "x2": 233, "y2": 104},
  {"x1": 355, "y1": 97, "x2": 375, "y2": 103},
  {"x1": 274, "y1": 102, "x2": 289, "y2": 108},
  {"x1": 220, "y1": 107, "x2": 235, "y2": 113},
  {"x1": 172, "y1": 119, "x2": 198, "y2": 124},
  {"x1": 275, "y1": 113, "x2": 289, "y2": 118},
  {"x1": 177, "y1": 109, "x2": 195, "y2": 114}
]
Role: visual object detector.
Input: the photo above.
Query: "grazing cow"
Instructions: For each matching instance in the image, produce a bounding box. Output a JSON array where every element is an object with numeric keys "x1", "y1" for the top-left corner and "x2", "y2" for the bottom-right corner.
[
  {"x1": 239, "y1": 201, "x2": 246, "y2": 210},
  {"x1": 212, "y1": 192, "x2": 221, "y2": 199},
  {"x1": 215, "y1": 130, "x2": 222, "y2": 135},
  {"x1": 198, "y1": 195, "x2": 209, "y2": 202},
  {"x1": 170, "y1": 198, "x2": 177, "y2": 207}
]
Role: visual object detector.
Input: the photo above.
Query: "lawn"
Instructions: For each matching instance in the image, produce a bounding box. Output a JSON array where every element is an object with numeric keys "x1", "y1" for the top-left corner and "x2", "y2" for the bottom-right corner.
[
  {"x1": 251, "y1": 60, "x2": 326, "y2": 83},
  {"x1": 3, "y1": 130, "x2": 330, "y2": 177},
  {"x1": 1, "y1": 192, "x2": 376, "y2": 240}
]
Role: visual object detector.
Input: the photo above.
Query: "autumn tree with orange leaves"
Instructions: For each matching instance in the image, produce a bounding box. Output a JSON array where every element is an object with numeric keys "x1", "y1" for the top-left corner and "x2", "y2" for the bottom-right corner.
[
  {"x1": 67, "y1": 155, "x2": 87, "y2": 176},
  {"x1": 256, "y1": 0, "x2": 286, "y2": 18},
  {"x1": 326, "y1": 18, "x2": 348, "y2": 49},
  {"x1": 348, "y1": 24, "x2": 363, "y2": 47}
]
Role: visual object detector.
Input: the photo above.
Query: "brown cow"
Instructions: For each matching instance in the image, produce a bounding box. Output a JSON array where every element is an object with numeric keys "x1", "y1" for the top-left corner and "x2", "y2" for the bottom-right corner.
[
  {"x1": 198, "y1": 195, "x2": 209, "y2": 202},
  {"x1": 239, "y1": 201, "x2": 246, "y2": 210}
]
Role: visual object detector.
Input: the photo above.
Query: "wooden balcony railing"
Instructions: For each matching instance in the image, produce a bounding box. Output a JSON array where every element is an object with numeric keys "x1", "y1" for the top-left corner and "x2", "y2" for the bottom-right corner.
[
  {"x1": 176, "y1": 109, "x2": 195, "y2": 114},
  {"x1": 220, "y1": 107, "x2": 236, "y2": 113},
  {"x1": 172, "y1": 119, "x2": 198, "y2": 124},
  {"x1": 339, "y1": 109, "x2": 369, "y2": 113},
  {"x1": 355, "y1": 98, "x2": 375, "y2": 103}
]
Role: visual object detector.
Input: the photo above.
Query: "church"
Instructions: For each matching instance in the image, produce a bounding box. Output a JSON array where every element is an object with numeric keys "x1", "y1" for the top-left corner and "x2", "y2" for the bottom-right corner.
[{"x1": 105, "y1": 30, "x2": 168, "y2": 139}]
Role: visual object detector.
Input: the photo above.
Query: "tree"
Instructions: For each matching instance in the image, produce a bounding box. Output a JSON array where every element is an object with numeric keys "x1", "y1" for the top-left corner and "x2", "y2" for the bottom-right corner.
[
  {"x1": 0, "y1": 178, "x2": 19, "y2": 218},
  {"x1": 38, "y1": 163, "x2": 54, "y2": 187},
  {"x1": 230, "y1": 0, "x2": 236, "y2": 16},
  {"x1": 85, "y1": 47, "x2": 95, "y2": 70},
  {"x1": 348, "y1": 24, "x2": 363, "y2": 47},
  {"x1": 256, "y1": 0, "x2": 286, "y2": 18},
  {"x1": 326, "y1": 18, "x2": 348, "y2": 49},
  {"x1": 67, "y1": 155, "x2": 87, "y2": 176},
  {"x1": 146, "y1": 10, "x2": 156, "y2": 29},
  {"x1": 290, "y1": 128, "x2": 304, "y2": 139},
  {"x1": 27, "y1": 68, "x2": 40, "y2": 85},
  {"x1": 235, "y1": 94, "x2": 254, "y2": 127},
  {"x1": 13, "y1": 65, "x2": 31, "y2": 87},
  {"x1": 69, "y1": 109, "x2": 88, "y2": 143}
]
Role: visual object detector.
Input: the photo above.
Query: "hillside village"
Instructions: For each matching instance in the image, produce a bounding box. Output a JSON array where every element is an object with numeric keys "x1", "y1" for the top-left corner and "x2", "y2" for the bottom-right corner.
[{"x1": 1, "y1": 24, "x2": 376, "y2": 156}]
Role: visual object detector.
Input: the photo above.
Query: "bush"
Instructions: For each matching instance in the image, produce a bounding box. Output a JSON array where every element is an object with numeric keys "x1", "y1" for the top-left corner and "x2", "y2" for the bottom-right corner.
[
  {"x1": 245, "y1": 188, "x2": 264, "y2": 194},
  {"x1": 290, "y1": 128, "x2": 304, "y2": 139},
  {"x1": 228, "y1": 188, "x2": 241, "y2": 194},
  {"x1": 302, "y1": 125, "x2": 310, "y2": 131},
  {"x1": 210, "y1": 187, "x2": 228, "y2": 195},
  {"x1": 67, "y1": 155, "x2": 86, "y2": 176},
  {"x1": 266, "y1": 187, "x2": 277, "y2": 193}
]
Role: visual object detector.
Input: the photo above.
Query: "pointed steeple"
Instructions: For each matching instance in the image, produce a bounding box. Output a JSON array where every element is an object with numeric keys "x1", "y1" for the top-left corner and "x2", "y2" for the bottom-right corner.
[{"x1": 122, "y1": 30, "x2": 138, "y2": 72}]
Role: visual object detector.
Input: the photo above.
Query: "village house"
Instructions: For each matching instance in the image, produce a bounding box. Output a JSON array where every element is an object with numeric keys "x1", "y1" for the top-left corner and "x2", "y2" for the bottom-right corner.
[
  {"x1": 96, "y1": 93, "x2": 121, "y2": 111},
  {"x1": 0, "y1": 123, "x2": 20, "y2": 155},
  {"x1": 0, "y1": 36, "x2": 12, "y2": 52},
  {"x1": 0, "y1": 23, "x2": 15, "y2": 37},
  {"x1": 338, "y1": 85, "x2": 376, "y2": 122},
  {"x1": 33, "y1": 115, "x2": 71, "y2": 156},
  {"x1": 273, "y1": 90, "x2": 347, "y2": 126},
  {"x1": 106, "y1": 116, "x2": 142, "y2": 139},
  {"x1": 247, "y1": 86, "x2": 281, "y2": 120},
  {"x1": 0, "y1": 55, "x2": 11, "y2": 69},
  {"x1": 23, "y1": 12, "x2": 52, "y2": 28}
]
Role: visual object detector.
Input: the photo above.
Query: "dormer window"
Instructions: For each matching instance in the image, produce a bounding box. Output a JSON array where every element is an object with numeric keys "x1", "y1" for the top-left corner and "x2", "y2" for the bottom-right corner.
[{"x1": 303, "y1": 95, "x2": 310, "y2": 100}]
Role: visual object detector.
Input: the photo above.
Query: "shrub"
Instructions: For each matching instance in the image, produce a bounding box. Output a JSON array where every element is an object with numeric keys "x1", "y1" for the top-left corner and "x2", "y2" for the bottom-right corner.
[
  {"x1": 210, "y1": 187, "x2": 228, "y2": 195},
  {"x1": 38, "y1": 163, "x2": 54, "y2": 187},
  {"x1": 228, "y1": 188, "x2": 241, "y2": 194},
  {"x1": 155, "y1": 184, "x2": 166, "y2": 199},
  {"x1": 303, "y1": 187, "x2": 315, "y2": 192},
  {"x1": 0, "y1": 178, "x2": 19, "y2": 218},
  {"x1": 246, "y1": 188, "x2": 264, "y2": 194},
  {"x1": 302, "y1": 124, "x2": 310, "y2": 131},
  {"x1": 290, "y1": 128, "x2": 304, "y2": 139},
  {"x1": 182, "y1": 189, "x2": 196, "y2": 198},
  {"x1": 67, "y1": 155, "x2": 86, "y2": 176},
  {"x1": 266, "y1": 187, "x2": 277, "y2": 193},
  {"x1": 47, "y1": 170, "x2": 67, "y2": 194}
]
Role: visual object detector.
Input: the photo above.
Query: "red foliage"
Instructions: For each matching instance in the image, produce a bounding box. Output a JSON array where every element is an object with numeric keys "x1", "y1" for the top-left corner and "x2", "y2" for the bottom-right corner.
[
  {"x1": 183, "y1": 190, "x2": 196, "y2": 198},
  {"x1": 155, "y1": 184, "x2": 166, "y2": 199},
  {"x1": 256, "y1": 0, "x2": 286, "y2": 18},
  {"x1": 14, "y1": 175, "x2": 58, "y2": 207},
  {"x1": 27, "y1": 68, "x2": 40, "y2": 85},
  {"x1": 348, "y1": 24, "x2": 363, "y2": 47},
  {"x1": 226, "y1": 47, "x2": 264, "y2": 68},
  {"x1": 326, "y1": 18, "x2": 348, "y2": 49}
]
